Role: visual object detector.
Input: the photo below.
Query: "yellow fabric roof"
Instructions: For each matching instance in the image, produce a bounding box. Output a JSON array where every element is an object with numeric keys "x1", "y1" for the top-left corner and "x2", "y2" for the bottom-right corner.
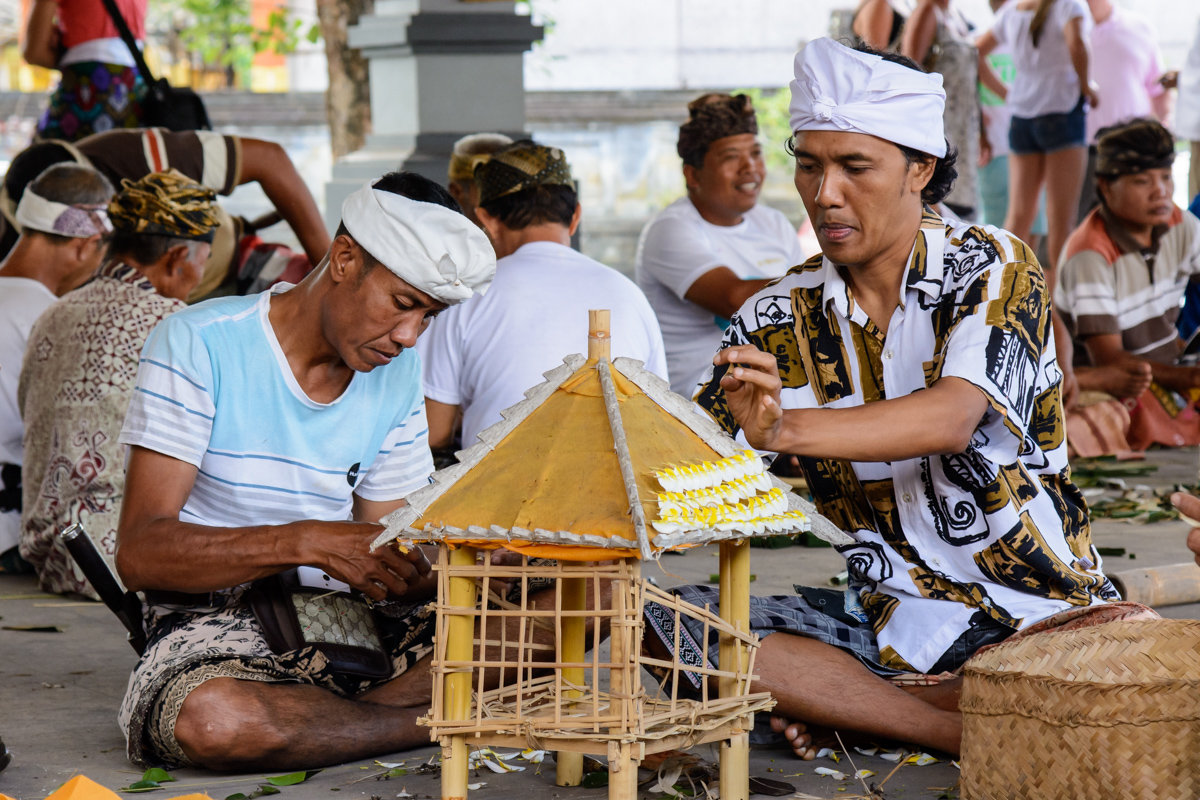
[{"x1": 414, "y1": 359, "x2": 727, "y2": 559}]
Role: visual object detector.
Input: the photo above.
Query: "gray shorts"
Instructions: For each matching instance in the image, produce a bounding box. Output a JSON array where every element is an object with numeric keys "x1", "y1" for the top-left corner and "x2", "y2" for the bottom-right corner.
[{"x1": 118, "y1": 589, "x2": 435, "y2": 767}]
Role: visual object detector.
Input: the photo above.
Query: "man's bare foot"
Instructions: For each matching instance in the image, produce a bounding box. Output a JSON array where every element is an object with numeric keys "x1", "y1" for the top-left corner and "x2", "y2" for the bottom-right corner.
[
  {"x1": 1075, "y1": 362, "x2": 1152, "y2": 399},
  {"x1": 769, "y1": 715, "x2": 816, "y2": 759}
]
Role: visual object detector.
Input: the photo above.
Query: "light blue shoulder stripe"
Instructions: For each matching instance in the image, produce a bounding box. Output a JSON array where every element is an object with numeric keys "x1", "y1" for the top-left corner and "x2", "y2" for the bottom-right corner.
[
  {"x1": 206, "y1": 449, "x2": 349, "y2": 476},
  {"x1": 133, "y1": 387, "x2": 215, "y2": 420},
  {"x1": 140, "y1": 358, "x2": 211, "y2": 395},
  {"x1": 197, "y1": 469, "x2": 346, "y2": 503}
]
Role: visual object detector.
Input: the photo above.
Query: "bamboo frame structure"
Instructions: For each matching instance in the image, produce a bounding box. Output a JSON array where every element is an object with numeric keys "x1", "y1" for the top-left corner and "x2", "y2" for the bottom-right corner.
[
  {"x1": 376, "y1": 310, "x2": 846, "y2": 800},
  {"x1": 424, "y1": 552, "x2": 774, "y2": 800}
]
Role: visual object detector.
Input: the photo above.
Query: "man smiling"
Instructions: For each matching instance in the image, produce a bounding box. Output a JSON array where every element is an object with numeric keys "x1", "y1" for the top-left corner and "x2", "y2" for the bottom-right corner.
[
  {"x1": 636, "y1": 92, "x2": 805, "y2": 397},
  {"x1": 645, "y1": 38, "x2": 1118, "y2": 761},
  {"x1": 113, "y1": 172, "x2": 495, "y2": 769}
]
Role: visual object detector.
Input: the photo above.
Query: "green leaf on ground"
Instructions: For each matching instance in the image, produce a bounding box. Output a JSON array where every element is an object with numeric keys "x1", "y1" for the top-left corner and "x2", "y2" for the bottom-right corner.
[
  {"x1": 120, "y1": 780, "x2": 162, "y2": 793},
  {"x1": 581, "y1": 771, "x2": 609, "y2": 788},
  {"x1": 267, "y1": 770, "x2": 320, "y2": 786},
  {"x1": 225, "y1": 794, "x2": 248, "y2": 800},
  {"x1": 141, "y1": 769, "x2": 175, "y2": 784}
]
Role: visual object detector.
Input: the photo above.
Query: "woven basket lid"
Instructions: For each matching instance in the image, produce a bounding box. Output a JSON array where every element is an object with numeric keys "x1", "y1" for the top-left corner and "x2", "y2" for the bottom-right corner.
[
  {"x1": 965, "y1": 619, "x2": 1200, "y2": 684},
  {"x1": 961, "y1": 619, "x2": 1200, "y2": 726}
]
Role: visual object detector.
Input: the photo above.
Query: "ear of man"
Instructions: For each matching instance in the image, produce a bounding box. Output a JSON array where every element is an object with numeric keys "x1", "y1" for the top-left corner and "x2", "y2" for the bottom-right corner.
[
  {"x1": 567, "y1": 203, "x2": 583, "y2": 236},
  {"x1": 473, "y1": 205, "x2": 504, "y2": 243}
]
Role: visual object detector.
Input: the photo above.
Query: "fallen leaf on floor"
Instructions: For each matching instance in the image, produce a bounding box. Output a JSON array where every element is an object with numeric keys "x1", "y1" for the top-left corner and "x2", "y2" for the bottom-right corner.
[
  {"x1": 2, "y1": 624, "x2": 63, "y2": 632},
  {"x1": 267, "y1": 770, "x2": 320, "y2": 786},
  {"x1": 815, "y1": 767, "x2": 847, "y2": 780},
  {"x1": 903, "y1": 753, "x2": 939, "y2": 766}
]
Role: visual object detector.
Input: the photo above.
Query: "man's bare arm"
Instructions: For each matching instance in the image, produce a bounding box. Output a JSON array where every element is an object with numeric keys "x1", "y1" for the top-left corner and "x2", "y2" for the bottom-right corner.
[
  {"x1": 236, "y1": 138, "x2": 332, "y2": 267},
  {"x1": 684, "y1": 267, "x2": 774, "y2": 320},
  {"x1": 424, "y1": 398, "x2": 461, "y2": 451},
  {"x1": 715, "y1": 345, "x2": 989, "y2": 462},
  {"x1": 116, "y1": 446, "x2": 427, "y2": 600}
]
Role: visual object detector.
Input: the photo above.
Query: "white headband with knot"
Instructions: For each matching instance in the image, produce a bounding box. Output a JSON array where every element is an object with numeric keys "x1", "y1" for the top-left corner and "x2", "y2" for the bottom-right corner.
[
  {"x1": 15, "y1": 188, "x2": 112, "y2": 238},
  {"x1": 341, "y1": 183, "x2": 496, "y2": 305},
  {"x1": 789, "y1": 37, "x2": 947, "y2": 158}
]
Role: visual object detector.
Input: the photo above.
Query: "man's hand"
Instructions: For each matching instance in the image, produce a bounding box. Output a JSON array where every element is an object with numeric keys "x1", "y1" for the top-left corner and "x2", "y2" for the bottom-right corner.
[
  {"x1": 1171, "y1": 492, "x2": 1200, "y2": 567},
  {"x1": 307, "y1": 522, "x2": 432, "y2": 601},
  {"x1": 715, "y1": 345, "x2": 785, "y2": 451}
]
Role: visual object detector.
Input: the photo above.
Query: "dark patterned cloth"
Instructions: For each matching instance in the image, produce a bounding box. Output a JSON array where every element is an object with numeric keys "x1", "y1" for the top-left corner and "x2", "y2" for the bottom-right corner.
[
  {"x1": 693, "y1": 209, "x2": 1118, "y2": 673},
  {"x1": 121, "y1": 588, "x2": 434, "y2": 767},
  {"x1": 35, "y1": 62, "x2": 147, "y2": 142},
  {"x1": 1095, "y1": 118, "x2": 1175, "y2": 179},
  {"x1": 108, "y1": 168, "x2": 220, "y2": 242},
  {"x1": 474, "y1": 140, "x2": 574, "y2": 205},
  {"x1": 643, "y1": 584, "x2": 1014, "y2": 694},
  {"x1": 676, "y1": 93, "x2": 758, "y2": 167}
]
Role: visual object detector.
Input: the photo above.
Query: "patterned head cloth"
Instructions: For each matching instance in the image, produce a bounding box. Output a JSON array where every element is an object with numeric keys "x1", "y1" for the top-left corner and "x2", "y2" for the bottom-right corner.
[
  {"x1": 108, "y1": 169, "x2": 220, "y2": 242},
  {"x1": 15, "y1": 188, "x2": 111, "y2": 238},
  {"x1": 676, "y1": 93, "x2": 759, "y2": 168},
  {"x1": 448, "y1": 132, "x2": 514, "y2": 183},
  {"x1": 475, "y1": 140, "x2": 574, "y2": 206},
  {"x1": 789, "y1": 37, "x2": 946, "y2": 157},
  {"x1": 1095, "y1": 118, "x2": 1176, "y2": 179}
]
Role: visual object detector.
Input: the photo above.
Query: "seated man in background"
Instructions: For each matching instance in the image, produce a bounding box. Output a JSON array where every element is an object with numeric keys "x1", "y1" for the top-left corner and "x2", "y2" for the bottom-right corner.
[
  {"x1": 19, "y1": 170, "x2": 219, "y2": 598},
  {"x1": 1056, "y1": 118, "x2": 1200, "y2": 451},
  {"x1": 446, "y1": 132, "x2": 513, "y2": 227},
  {"x1": 0, "y1": 127, "x2": 330, "y2": 301},
  {"x1": 114, "y1": 172, "x2": 495, "y2": 770},
  {"x1": 420, "y1": 139, "x2": 667, "y2": 453},
  {"x1": 0, "y1": 163, "x2": 112, "y2": 573},
  {"x1": 636, "y1": 92, "x2": 805, "y2": 397}
]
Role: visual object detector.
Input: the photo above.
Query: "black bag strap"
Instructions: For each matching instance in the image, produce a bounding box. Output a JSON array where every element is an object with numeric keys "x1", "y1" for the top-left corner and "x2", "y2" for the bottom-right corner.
[{"x1": 97, "y1": 0, "x2": 158, "y2": 88}]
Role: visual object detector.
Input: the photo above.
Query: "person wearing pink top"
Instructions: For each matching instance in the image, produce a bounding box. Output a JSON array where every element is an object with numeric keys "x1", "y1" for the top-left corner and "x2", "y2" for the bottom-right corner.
[{"x1": 22, "y1": 0, "x2": 149, "y2": 140}]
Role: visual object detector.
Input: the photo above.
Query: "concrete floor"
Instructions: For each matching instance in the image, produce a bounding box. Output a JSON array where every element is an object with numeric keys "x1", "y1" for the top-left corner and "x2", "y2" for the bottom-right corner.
[{"x1": 2, "y1": 447, "x2": 1199, "y2": 800}]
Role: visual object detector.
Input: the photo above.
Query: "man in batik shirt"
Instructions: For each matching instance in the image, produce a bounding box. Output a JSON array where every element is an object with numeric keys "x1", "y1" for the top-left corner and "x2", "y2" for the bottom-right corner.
[{"x1": 644, "y1": 38, "x2": 1119, "y2": 761}]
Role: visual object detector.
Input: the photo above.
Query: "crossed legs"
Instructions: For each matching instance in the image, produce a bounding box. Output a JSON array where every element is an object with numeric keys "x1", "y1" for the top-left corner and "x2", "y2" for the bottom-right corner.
[{"x1": 754, "y1": 632, "x2": 963, "y2": 760}]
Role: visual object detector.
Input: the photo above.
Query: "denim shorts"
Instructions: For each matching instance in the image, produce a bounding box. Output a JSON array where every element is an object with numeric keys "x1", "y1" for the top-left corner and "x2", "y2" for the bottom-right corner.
[{"x1": 1009, "y1": 95, "x2": 1087, "y2": 154}]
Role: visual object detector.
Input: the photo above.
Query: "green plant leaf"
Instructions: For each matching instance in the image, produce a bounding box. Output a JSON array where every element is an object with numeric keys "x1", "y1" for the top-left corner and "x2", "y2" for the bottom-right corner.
[
  {"x1": 225, "y1": 794, "x2": 248, "y2": 800},
  {"x1": 266, "y1": 770, "x2": 320, "y2": 786},
  {"x1": 120, "y1": 780, "x2": 162, "y2": 793},
  {"x1": 141, "y1": 769, "x2": 175, "y2": 784},
  {"x1": 258, "y1": 786, "x2": 281, "y2": 796}
]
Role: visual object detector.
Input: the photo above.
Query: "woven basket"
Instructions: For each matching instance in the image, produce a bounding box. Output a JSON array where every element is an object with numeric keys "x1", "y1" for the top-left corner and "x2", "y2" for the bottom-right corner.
[{"x1": 960, "y1": 619, "x2": 1200, "y2": 800}]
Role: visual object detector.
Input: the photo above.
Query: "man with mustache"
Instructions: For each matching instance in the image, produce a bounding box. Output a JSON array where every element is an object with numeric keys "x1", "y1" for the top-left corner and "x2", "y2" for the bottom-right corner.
[{"x1": 644, "y1": 38, "x2": 1123, "y2": 761}]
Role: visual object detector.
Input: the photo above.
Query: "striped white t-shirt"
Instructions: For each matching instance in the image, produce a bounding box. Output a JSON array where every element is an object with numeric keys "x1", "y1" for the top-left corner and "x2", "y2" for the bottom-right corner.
[{"x1": 120, "y1": 285, "x2": 434, "y2": 527}]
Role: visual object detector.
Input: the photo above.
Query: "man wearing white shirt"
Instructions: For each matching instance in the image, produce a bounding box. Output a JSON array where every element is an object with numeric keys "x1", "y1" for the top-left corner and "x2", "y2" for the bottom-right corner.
[
  {"x1": 636, "y1": 93, "x2": 804, "y2": 397},
  {"x1": 421, "y1": 140, "x2": 667, "y2": 451}
]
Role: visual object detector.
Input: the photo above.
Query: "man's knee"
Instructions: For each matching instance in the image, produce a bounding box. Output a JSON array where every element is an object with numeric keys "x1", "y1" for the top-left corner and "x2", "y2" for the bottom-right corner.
[{"x1": 173, "y1": 678, "x2": 289, "y2": 770}]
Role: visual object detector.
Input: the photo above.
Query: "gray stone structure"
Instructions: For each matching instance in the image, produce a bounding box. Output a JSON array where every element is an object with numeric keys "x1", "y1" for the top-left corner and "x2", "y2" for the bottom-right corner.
[{"x1": 324, "y1": 0, "x2": 541, "y2": 229}]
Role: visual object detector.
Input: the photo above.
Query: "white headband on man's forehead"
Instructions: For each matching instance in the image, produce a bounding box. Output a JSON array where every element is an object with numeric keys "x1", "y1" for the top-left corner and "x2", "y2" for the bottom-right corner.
[
  {"x1": 789, "y1": 38, "x2": 946, "y2": 157},
  {"x1": 15, "y1": 187, "x2": 112, "y2": 238},
  {"x1": 341, "y1": 183, "x2": 495, "y2": 305}
]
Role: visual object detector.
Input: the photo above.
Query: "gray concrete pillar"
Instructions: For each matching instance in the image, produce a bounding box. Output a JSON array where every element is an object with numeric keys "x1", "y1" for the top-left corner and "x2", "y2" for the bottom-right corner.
[{"x1": 324, "y1": 0, "x2": 541, "y2": 228}]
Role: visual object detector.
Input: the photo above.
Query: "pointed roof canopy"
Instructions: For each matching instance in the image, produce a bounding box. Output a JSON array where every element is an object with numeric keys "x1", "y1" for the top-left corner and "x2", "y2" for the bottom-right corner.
[{"x1": 376, "y1": 353, "x2": 848, "y2": 561}]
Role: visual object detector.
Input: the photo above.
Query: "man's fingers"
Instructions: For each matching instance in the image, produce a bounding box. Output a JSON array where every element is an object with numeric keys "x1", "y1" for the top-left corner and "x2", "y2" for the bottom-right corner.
[{"x1": 1172, "y1": 492, "x2": 1200, "y2": 526}]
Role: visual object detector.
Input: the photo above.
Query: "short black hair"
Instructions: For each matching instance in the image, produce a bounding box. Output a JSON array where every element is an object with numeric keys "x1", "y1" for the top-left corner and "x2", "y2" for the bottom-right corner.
[
  {"x1": 107, "y1": 232, "x2": 199, "y2": 265},
  {"x1": 785, "y1": 43, "x2": 958, "y2": 206},
  {"x1": 478, "y1": 183, "x2": 576, "y2": 230}
]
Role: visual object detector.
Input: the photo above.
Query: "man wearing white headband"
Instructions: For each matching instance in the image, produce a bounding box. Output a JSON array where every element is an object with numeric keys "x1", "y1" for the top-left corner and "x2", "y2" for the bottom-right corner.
[
  {"x1": 646, "y1": 38, "x2": 1124, "y2": 760},
  {"x1": 0, "y1": 162, "x2": 112, "y2": 576},
  {"x1": 113, "y1": 172, "x2": 496, "y2": 770}
]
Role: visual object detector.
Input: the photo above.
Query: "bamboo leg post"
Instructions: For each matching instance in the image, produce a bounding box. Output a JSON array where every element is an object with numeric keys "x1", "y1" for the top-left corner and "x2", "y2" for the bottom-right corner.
[
  {"x1": 442, "y1": 546, "x2": 478, "y2": 800},
  {"x1": 607, "y1": 741, "x2": 640, "y2": 800},
  {"x1": 718, "y1": 540, "x2": 751, "y2": 800},
  {"x1": 556, "y1": 575, "x2": 587, "y2": 786}
]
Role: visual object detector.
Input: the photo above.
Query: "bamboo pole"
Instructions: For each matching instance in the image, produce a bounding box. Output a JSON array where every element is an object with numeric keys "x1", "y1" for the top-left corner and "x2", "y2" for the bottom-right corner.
[
  {"x1": 442, "y1": 545, "x2": 478, "y2": 800},
  {"x1": 557, "y1": 575, "x2": 586, "y2": 786},
  {"x1": 607, "y1": 741, "x2": 640, "y2": 800},
  {"x1": 718, "y1": 540, "x2": 751, "y2": 800},
  {"x1": 588, "y1": 308, "x2": 611, "y2": 361}
]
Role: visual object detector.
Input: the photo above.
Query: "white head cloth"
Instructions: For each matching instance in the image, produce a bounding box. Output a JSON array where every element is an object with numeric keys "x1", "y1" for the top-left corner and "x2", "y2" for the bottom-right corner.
[
  {"x1": 15, "y1": 187, "x2": 112, "y2": 238},
  {"x1": 789, "y1": 37, "x2": 947, "y2": 158},
  {"x1": 341, "y1": 183, "x2": 496, "y2": 304}
]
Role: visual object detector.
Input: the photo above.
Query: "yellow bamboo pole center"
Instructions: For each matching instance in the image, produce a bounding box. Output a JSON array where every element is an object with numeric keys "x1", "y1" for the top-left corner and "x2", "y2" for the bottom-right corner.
[
  {"x1": 556, "y1": 575, "x2": 587, "y2": 786},
  {"x1": 442, "y1": 545, "x2": 478, "y2": 800},
  {"x1": 718, "y1": 539, "x2": 752, "y2": 800}
]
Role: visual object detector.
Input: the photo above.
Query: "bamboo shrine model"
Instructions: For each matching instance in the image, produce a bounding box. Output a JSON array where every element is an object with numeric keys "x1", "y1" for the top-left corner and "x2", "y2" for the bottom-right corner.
[{"x1": 375, "y1": 311, "x2": 847, "y2": 800}]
